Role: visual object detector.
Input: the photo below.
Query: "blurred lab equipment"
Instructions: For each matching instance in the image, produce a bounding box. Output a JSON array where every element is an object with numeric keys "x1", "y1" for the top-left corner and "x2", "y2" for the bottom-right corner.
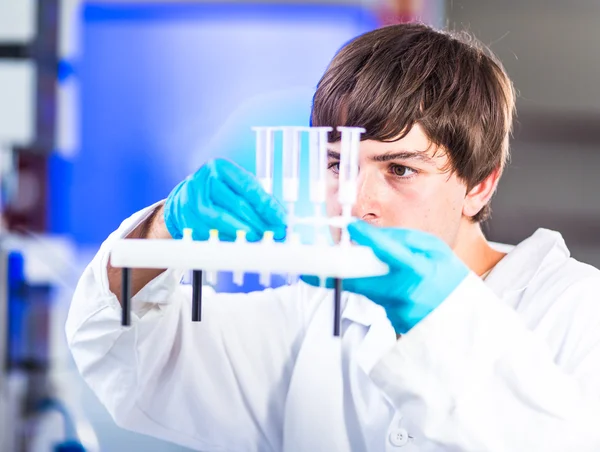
[{"x1": 0, "y1": 0, "x2": 91, "y2": 450}]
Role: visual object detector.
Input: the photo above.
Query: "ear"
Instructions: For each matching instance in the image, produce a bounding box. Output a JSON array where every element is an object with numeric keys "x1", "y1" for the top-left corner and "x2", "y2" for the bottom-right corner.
[{"x1": 462, "y1": 167, "x2": 502, "y2": 218}]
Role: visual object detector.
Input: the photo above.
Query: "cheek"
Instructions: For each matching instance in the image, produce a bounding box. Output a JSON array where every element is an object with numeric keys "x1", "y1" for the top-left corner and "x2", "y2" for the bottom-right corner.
[
  {"x1": 325, "y1": 184, "x2": 342, "y2": 242},
  {"x1": 419, "y1": 179, "x2": 467, "y2": 243},
  {"x1": 377, "y1": 184, "x2": 424, "y2": 227},
  {"x1": 382, "y1": 177, "x2": 464, "y2": 231},
  {"x1": 441, "y1": 177, "x2": 469, "y2": 215},
  {"x1": 325, "y1": 180, "x2": 341, "y2": 217}
]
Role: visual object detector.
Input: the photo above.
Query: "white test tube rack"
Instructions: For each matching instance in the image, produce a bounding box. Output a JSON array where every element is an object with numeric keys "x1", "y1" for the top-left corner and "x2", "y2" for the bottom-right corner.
[{"x1": 111, "y1": 126, "x2": 389, "y2": 336}]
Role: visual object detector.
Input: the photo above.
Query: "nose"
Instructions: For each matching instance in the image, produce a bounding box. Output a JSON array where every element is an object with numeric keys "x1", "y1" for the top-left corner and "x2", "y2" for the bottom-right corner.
[{"x1": 351, "y1": 169, "x2": 382, "y2": 224}]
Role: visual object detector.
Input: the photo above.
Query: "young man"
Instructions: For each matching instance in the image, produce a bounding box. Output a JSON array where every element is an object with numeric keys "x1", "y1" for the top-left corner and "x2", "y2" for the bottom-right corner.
[{"x1": 66, "y1": 24, "x2": 600, "y2": 451}]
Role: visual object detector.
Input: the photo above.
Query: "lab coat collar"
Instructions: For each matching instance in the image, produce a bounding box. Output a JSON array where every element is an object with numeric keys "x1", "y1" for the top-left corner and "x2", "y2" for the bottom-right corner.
[{"x1": 484, "y1": 228, "x2": 570, "y2": 297}]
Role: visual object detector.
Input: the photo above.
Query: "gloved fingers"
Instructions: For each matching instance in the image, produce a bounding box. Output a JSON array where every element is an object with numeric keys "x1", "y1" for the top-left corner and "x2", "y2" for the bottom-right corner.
[
  {"x1": 210, "y1": 158, "x2": 253, "y2": 184},
  {"x1": 217, "y1": 159, "x2": 288, "y2": 228},
  {"x1": 388, "y1": 228, "x2": 452, "y2": 257},
  {"x1": 347, "y1": 221, "x2": 419, "y2": 269},
  {"x1": 208, "y1": 210, "x2": 265, "y2": 242},
  {"x1": 188, "y1": 203, "x2": 260, "y2": 241},
  {"x1": 175, "y1": 217, "x2": 237, "y2": 242},
  {"x1": 215, "y1": 158, "x2": 264, "y2": 198},
  {"x1": 210, "y1": 177, "x2": 274, "y2": 235},
  {"x1": 252, "y1": 194, "x2": 288, "y2": 231},
  {"x1": 174, "y1": 161, "x2": 284, "y2": 241},
  {"x1": 349, "y1": 220, "x2": 451, "y2": 256}
]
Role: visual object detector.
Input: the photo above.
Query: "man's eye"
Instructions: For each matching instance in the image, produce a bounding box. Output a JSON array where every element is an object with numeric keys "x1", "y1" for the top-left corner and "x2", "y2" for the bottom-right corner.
[
  {"x1": 327, "y1": 161, "x2": 340, "y2": 173},
  {"x1": 390, "y1": 164, "x2": 416, "y2": 178}
]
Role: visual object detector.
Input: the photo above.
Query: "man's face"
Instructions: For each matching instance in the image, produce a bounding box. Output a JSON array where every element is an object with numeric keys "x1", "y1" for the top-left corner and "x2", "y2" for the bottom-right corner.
[{"x1": 325, "y1": 124, "x2": 468, "y2": 247}]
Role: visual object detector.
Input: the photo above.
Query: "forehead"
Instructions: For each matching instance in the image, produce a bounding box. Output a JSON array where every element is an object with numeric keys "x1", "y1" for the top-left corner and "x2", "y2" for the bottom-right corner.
[{"x1": 328, "y1": 124, "x2": 448, "y2": 165}]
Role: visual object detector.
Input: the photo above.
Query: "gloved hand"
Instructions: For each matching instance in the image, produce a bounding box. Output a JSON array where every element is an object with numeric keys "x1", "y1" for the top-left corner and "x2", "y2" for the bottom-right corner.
[
  {"x1": 302, "y1": 221, "x2": 470, "y2": 334},
  {"x1": 164, "y1": 158, "x2": 287, "y2": 242}
]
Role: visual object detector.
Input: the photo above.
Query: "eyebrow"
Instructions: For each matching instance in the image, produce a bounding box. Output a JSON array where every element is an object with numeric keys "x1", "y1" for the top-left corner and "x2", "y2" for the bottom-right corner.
[{"x1": 327, "y1": 149, "x2": 436, "y2": 165}]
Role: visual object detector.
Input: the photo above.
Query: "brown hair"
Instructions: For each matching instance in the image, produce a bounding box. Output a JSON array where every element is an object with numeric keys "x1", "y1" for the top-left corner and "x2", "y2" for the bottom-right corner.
[{"x1": 311, "y1": 23, "x2": 516, "y2": 222}]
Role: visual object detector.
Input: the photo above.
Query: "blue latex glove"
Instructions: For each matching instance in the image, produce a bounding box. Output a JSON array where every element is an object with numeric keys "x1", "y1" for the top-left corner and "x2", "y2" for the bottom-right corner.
[
  {"x1": 302, "y1": 221, "x2": 470, "y2": 334},
  {"x1": 164, "y1": 158, "x2": 287, "y2": 242}
]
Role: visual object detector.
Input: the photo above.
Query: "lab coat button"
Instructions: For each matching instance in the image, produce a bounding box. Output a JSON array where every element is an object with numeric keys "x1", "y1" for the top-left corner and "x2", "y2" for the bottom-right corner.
[{"x1": 389, "y1": 428, "x2": 409, "y2": 447}]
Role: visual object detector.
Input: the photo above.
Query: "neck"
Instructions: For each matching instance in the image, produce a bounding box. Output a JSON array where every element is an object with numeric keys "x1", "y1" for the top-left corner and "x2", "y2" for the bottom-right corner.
[{"x1": 452, "y1": 218, "x2": 506, "y2": 277}]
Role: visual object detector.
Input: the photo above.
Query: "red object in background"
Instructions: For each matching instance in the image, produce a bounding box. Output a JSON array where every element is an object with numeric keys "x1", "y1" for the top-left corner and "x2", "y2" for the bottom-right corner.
[
  {"x1": 3, "y1": 151, "x2": 48, "y2": 233},
  {"x1": 378, "y1": 0, "x2": 425, "y2": 25}
]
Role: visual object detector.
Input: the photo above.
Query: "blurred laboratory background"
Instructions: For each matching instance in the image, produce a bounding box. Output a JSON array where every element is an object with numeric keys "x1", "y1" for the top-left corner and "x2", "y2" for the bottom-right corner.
[{"x1": 0, "y1": 0, "x2": 598, "y2": 451}]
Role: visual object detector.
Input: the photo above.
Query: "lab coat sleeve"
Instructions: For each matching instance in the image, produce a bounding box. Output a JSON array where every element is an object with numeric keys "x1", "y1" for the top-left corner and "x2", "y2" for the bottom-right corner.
[
  {"x1": 369, "y1": 273, "x2": 600, "y2": 451},
  {"x1": 65, "y1": 204, "x2": 313, "y2": 452}
]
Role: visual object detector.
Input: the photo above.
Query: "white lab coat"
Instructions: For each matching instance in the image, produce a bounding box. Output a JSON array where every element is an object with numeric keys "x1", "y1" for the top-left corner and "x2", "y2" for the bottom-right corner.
[{"x1": 66, "y1": 205, "x2": 600, "y2": 452}]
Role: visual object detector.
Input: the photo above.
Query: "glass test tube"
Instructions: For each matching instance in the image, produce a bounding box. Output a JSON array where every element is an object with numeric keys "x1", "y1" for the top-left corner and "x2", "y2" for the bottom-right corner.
[
  {"x1": 337, "y1": 127, "x2": 365, "y2": 211},
  {"x1": 281, "y1": 127, "x2": 302, "y2": 204},
  {"x1": 308, "y1": 127, "x2": 332, "y2": 215},
  {"x1": 337, "y1": 127, "x2": 365, "y2": 244},
  {"x1": 252, "y1": 127, "x2": 275, "y2": 194},
  {"x1": 280, "y1": 127, "x2": 302, "y2": 235}
]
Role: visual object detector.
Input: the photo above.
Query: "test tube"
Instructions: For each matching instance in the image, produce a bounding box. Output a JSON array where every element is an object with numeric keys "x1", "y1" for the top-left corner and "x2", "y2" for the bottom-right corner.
[
  {"x1": 252, "y1": 127, "x2": 275, "y2": 194},
  {"x1": 281, "y1": 127, "x2": 302, "y2": 222},
  {"x1": 337, "y1": 127, "x2": 365, "y2": 244},
  {"x1": 337, "y1": 127, "x2": 365, "y2": 208},
  {"x1": 308, "y1": 127, "x2": 332, "y2": 214}
]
